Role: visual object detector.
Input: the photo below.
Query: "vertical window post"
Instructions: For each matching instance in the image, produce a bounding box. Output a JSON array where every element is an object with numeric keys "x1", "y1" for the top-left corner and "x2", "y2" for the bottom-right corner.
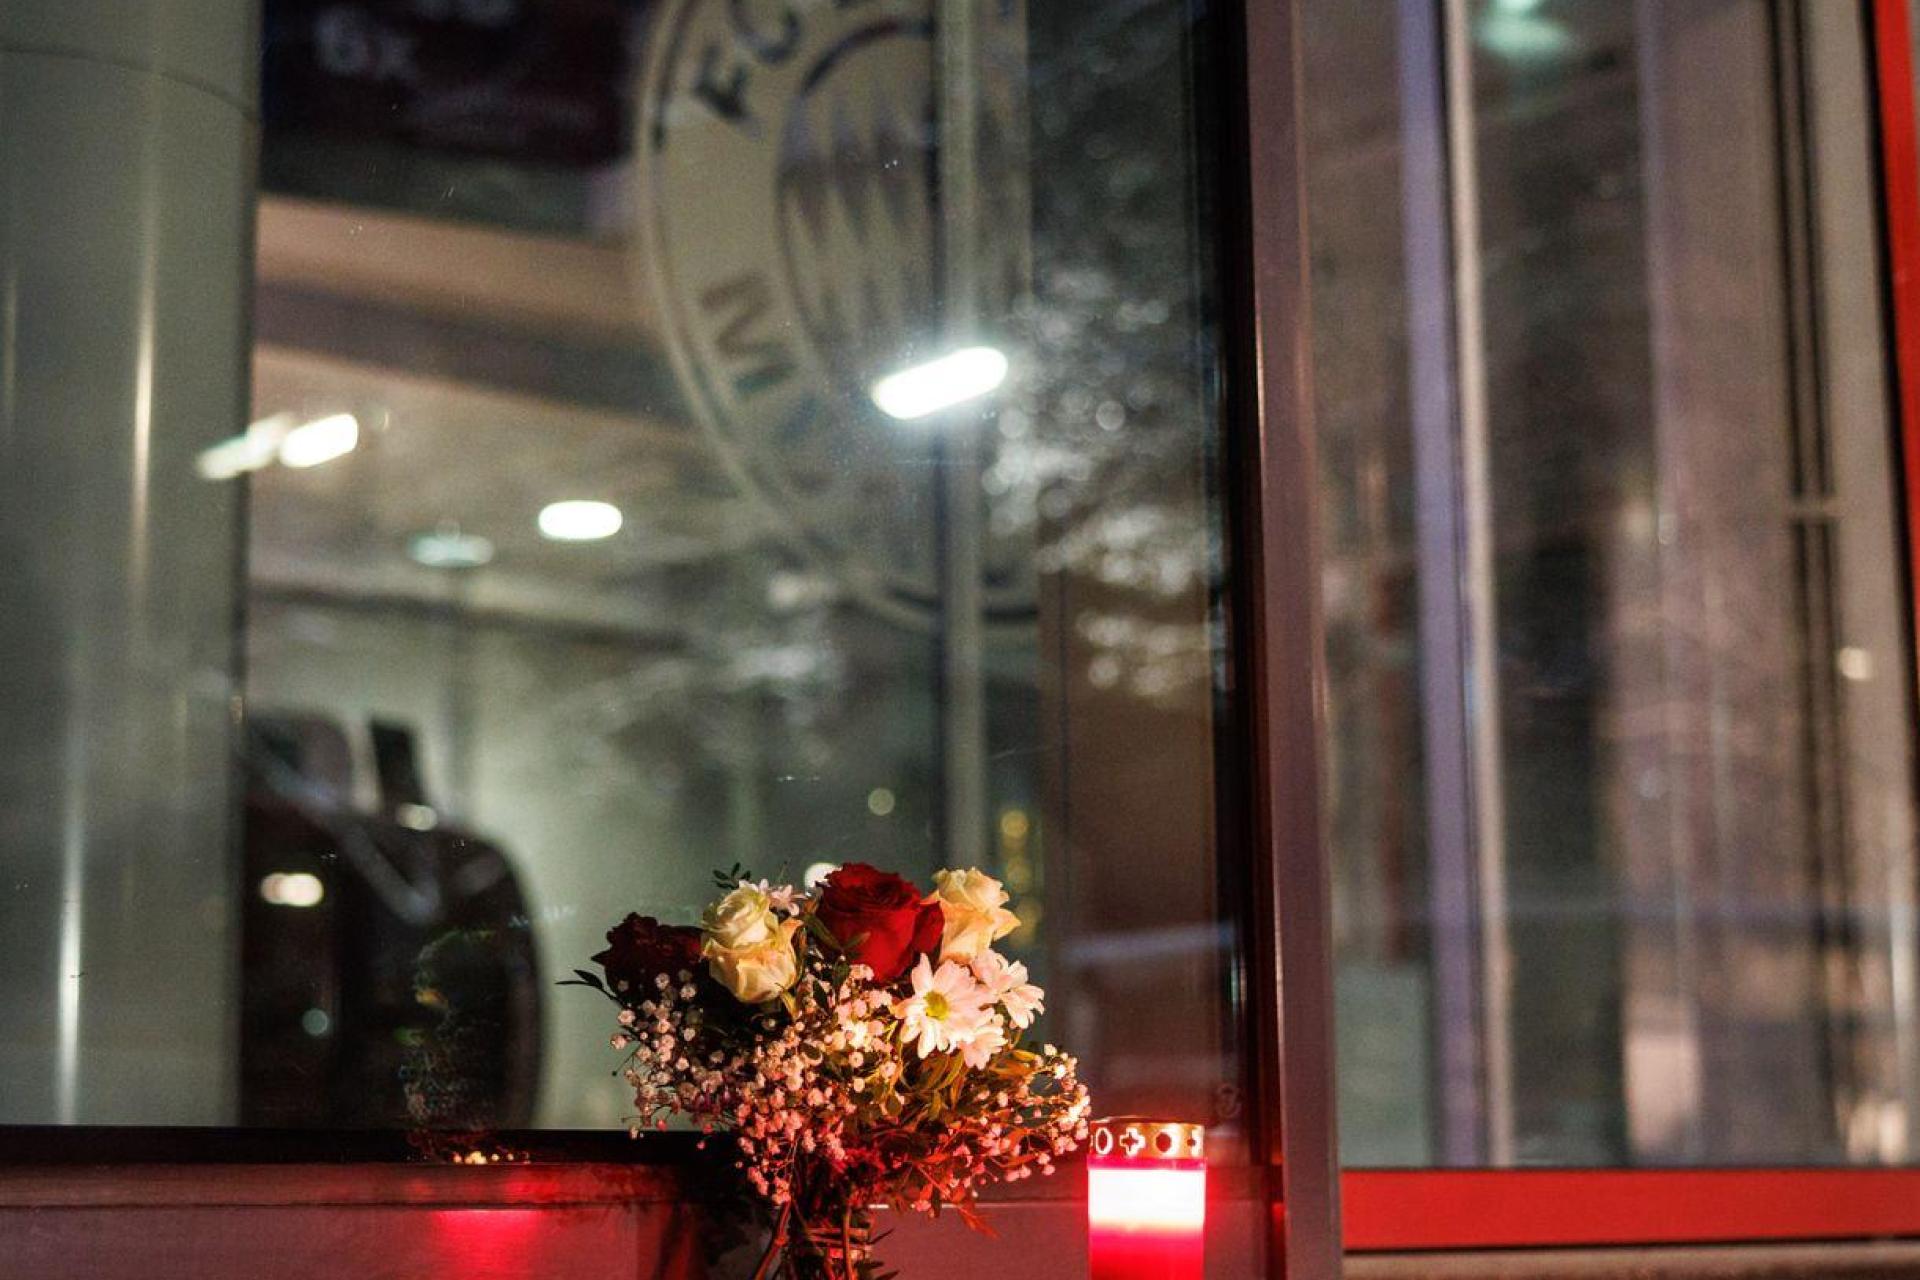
[{"x1": 1228, "y1": 0, "x2": 1343, "y2": 1274}]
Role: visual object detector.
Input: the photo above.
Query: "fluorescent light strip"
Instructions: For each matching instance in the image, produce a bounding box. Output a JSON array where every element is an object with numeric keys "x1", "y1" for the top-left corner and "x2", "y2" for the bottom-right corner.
[
  {"x1": 538, "y1": 500, "x2": 623, "y2": 542},
  {"x1": 196, "y1": 412, "x2": 360, "y2": 480},
  {"x1": 871, "y1": 346, "x2": 1009, "y2": 421},
  {"x1": 277, "y1": 413, "x2": 360, "y2": 469}
]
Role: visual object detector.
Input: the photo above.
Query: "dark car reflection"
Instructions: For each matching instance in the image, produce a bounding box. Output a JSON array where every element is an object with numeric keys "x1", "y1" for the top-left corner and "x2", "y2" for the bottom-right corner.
[{"x1": 240, "y1": 713, "x2": 541, "y2": 1129}]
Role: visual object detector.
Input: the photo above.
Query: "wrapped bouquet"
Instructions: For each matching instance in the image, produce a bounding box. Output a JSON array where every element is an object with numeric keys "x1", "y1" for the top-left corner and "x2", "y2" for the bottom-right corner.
[{"x1": 572, "y1": 863, "x2": 1090, "y2": 1279}]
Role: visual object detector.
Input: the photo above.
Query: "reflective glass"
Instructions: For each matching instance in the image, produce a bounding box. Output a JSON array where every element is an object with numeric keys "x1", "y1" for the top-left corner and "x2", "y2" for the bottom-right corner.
[
  {"x1": 1313, "y1": 0, "x2": 1920, "y2": 1166},
  {"x1": 0, "y1": 0, "x2": 1246, "y2": 1143}
]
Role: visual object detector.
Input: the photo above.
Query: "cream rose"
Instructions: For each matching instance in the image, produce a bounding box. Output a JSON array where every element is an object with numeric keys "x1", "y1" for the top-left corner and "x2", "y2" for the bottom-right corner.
[
  {"x1": 701, "y1": 884, "x2": 802, "y2": 1003},
  {"x1": 928, "y1": 868, "x2": 1020, "y2": 963}
]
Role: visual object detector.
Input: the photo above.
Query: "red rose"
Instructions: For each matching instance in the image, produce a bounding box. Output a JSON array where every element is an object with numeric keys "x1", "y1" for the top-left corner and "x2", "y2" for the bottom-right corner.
[
  {"x1": 593, "y1": 914, "x2": 703, "y2": 995},
  {"x1": 813, "y1": 863, "x2": 943, "y2": 984}
]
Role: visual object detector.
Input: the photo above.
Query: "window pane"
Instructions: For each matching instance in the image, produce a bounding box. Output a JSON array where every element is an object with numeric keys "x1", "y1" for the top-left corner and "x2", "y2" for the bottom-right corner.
[
  {"x1": 1313, "y1": 0, "x2": 1920, "y2": 1166},
  {"x1": 0, "y1": 0, "x2": 1246, "y2": 1143}
]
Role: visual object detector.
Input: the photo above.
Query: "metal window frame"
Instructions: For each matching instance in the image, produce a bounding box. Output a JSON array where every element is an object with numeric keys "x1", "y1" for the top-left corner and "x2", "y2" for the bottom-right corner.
[{"x1": 1221, "y1": 0, "x2": 1344, "y2": 1275}]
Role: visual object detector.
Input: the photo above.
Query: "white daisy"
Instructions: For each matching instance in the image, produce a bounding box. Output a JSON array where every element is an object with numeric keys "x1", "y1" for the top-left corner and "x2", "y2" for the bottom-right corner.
[
  {"x1": 894, "y1": 955, "x2": 992, "y2": 1058},
  {"x1": 970, "y1": 950, "x2": 1045, "y2": 1029},
  {"x1": 958, "y1": 1015, "x2": 1008, "y2": 1069}
]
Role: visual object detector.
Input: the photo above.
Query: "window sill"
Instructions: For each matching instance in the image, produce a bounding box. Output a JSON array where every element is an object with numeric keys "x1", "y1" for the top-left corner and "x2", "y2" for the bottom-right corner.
[
  {"x1": 0, "y1": 1160, "x2": 681, "y2": 1210},
  {"x1": 1348, "y1": 1244, "x2": 1920, "y2": 1280}
]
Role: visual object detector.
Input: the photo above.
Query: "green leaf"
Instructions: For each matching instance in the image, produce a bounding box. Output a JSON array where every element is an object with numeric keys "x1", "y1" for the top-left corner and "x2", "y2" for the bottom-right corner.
[
  {"x1": 711, "y1": 863, "x2": 754, "y2": 890},
  {"x1": 804, "y1": 912, "x2": 845, "y2": 951}
]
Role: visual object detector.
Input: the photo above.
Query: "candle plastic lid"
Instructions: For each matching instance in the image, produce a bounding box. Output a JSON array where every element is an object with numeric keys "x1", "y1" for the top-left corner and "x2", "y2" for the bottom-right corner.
[{"x1": 1089, "y1": 1117, "x2": 1206, "y2": 1162}]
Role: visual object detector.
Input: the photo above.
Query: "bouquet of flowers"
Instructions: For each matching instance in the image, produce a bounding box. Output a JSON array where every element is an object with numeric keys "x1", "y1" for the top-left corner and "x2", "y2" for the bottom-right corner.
[{"x1": 572, "y1": 863, "x2": 1090, "y2": 1280}]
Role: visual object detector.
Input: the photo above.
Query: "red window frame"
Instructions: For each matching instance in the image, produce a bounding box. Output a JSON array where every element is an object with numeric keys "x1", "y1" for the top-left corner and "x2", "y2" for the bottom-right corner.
[
  {"x1": 1881, "y1": 0, "x2": 1920, "y2": 683},
  {"x1": 1342, "y1": 1169, "x2": 1920, "y2": 1251},
  {"x1": 1315, "y1": 0, "x2": 1920, "y2": 1255}
]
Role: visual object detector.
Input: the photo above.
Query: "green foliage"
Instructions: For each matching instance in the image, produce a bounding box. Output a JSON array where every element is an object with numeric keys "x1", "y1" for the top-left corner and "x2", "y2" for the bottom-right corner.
[{"x1": 556, "y1": 968, "x2": 617, "y2": 1002}]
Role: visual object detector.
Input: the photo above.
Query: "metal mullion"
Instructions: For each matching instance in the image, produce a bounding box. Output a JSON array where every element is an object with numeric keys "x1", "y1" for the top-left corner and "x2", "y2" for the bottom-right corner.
[
  {"x1": 1396, "y1": 0, "x2": 1497, "y2": 1170},
  {"x1": 1228, "y1": 0, "x2": 1342, "y2": 1274},
  {"x1": 1435, "y1": 0, "x2": 1517, "y2": 1171}
]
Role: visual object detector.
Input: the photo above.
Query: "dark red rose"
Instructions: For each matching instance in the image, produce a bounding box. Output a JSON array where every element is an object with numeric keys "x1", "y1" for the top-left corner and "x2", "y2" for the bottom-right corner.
[
  {"x1": 813, "y1": 863, "x2": 943, "y2": 984},
  {"x1": 593, "y1": 914, "x2": 702, "y2": 995}
]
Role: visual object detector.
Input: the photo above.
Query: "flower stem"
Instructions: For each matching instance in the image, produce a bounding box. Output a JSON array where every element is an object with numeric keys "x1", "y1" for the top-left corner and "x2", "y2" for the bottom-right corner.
[{"x1": 750, "y1": 1202, "x2": 792, "y2": 1280}]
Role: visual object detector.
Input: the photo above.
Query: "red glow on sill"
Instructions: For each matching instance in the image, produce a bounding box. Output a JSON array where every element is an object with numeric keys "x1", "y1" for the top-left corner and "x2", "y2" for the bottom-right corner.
[{"x1": 430, "y1": 1208, "x2": 545, "y2": 1273}]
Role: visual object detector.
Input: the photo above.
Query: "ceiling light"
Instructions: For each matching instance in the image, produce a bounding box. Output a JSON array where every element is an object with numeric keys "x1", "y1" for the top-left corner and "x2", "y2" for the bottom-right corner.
[
  {"x1": 1478, "y1": 10, "x2": 1573, "y2": 59},
  {"x1": 408, "y1": 529, "x2": 495, "y2": 570},
  {"x1": 277, "y1": 413, "x2": 360, "y2": 469},
  {"x1": 538, "y1": 500, "x2": 623, "y2": 542},
  {"x1": 260, "y1": 871, "x2": 326, "y2": 908},
  {"x1": 1838, "y1": 647, "x2": 1875, "y2": 682},
  {"x1": 196, "y1": 413, "x2": 292, "y2": 481},
  {"x1": 395, "y1": 803, "x2": 440, "y2": 831},
  {"x1": 871, "y1": 346, "x2": 1009, "y2": 420}
]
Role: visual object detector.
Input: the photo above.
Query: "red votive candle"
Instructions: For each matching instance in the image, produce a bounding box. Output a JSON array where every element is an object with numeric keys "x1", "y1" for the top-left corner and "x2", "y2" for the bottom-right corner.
[{"x1": 1087, "y1": 1118, "x2": 1205, "y2": 1280}]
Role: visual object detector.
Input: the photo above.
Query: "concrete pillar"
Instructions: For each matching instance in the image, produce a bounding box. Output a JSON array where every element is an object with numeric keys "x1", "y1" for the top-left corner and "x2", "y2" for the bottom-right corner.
[{"x1": 0, "y1": 0, "x2": 257, "y2": 1123}]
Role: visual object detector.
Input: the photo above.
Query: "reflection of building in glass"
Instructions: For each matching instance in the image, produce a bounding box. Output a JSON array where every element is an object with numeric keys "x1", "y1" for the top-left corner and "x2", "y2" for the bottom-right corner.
[{"x1": 238, "y1": 0, "x2": 1240, "y2": 1132}]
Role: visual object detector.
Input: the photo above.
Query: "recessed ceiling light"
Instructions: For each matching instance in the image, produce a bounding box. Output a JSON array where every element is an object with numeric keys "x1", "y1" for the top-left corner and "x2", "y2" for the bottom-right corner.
[
  {"x1": 260, "y1": 871, "x2": 326, "y2": 908},
  {"x1": 1838, "y1": 647, "x2": 1875, "y2": 683},
  {"x1": 408, "y1": 528, "x2": 495, "y2": 570},
  {"x1": 871, "y1": 346, "x2": 1009, "y2": 421},
  {"x1": 277, "y1": 413, "x2": 360, "y2": 469},
  {"x1": 395, "y1": 803, "x2": 440, "y2": 831},
  {"x1": 1478, "y1": 9, "x2": 1572, "y2": 59},
  {"x1": 538, "y1": 500, "x2": 623, "y2": 542}
]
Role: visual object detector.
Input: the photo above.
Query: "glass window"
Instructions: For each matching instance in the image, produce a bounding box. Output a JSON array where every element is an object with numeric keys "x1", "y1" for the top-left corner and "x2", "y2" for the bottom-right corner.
[
  {"x1": 0, "y1": 0, "x2": 1247, "y2": 1143},
  {"x1": 1312, "y1": 0, "x2": 1920, "y2": 1168}
]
